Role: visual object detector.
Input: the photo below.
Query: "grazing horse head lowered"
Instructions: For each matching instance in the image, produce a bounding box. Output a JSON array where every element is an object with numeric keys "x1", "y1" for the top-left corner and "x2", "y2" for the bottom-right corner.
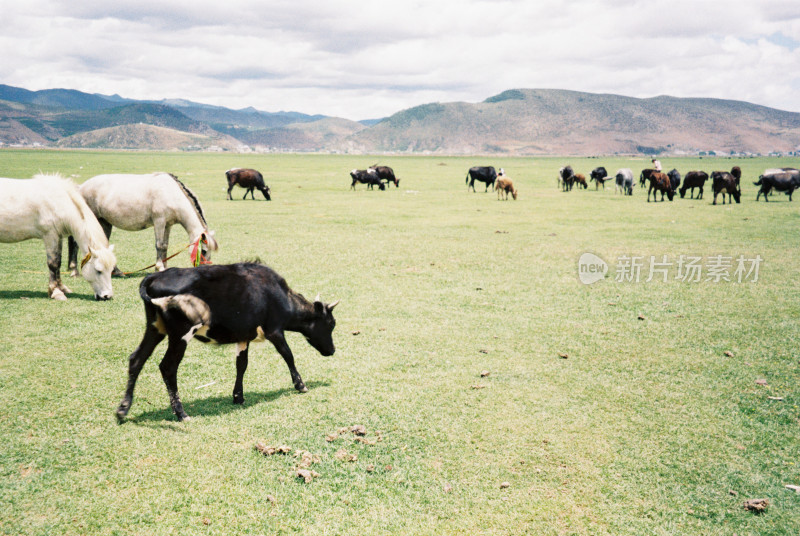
[{"x1": 0, "y1": 174, "x2": 116, "y2": 300}]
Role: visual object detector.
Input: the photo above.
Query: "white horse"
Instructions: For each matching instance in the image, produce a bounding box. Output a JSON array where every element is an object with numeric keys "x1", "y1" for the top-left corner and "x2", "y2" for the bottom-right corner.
[
  {"x1": 68, "y1": 172, "x2": 218, "y2": 275},
  {"x1": 0, "y1": 174, "x2": 116, "y2": 300}
]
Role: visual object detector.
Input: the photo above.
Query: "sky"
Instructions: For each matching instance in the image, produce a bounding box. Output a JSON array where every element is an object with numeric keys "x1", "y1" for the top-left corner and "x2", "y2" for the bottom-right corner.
[{"x1": 1, "y1": 0, "x2": 799, "y2": 121}]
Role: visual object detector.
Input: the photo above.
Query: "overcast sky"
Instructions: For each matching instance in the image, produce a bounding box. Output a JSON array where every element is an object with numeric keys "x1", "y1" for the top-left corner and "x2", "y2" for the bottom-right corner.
[{"x1": 2, "y1": 0, "x2": 799, "y2": 120}]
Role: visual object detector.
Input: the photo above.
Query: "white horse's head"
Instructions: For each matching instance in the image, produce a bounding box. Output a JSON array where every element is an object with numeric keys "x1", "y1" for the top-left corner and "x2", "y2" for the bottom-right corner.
[
  {"x1": 188, "y1": 230, "x2": 219, "y2": 267},
  {"x1": 81, "y1": 245, "x2": 116, "y2": 300}
]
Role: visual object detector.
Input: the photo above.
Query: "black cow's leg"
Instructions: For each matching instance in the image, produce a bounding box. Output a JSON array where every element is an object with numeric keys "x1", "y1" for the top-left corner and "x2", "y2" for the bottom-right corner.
[
  {"x1": 268, "y1": 333, "x2": 307, "y2": 393},
  {"x1": 227, "y1": 183, "x2": 234, "y2": 200},
  {"x1": 159, "y1": 335, "x2": 190, "y2": 420},
  {"x1": 116, "y1": 324, "x2": 166, "y2": 421},
  {"x1": 233, "y1": 342, "x2": 249, "y2": 404}
]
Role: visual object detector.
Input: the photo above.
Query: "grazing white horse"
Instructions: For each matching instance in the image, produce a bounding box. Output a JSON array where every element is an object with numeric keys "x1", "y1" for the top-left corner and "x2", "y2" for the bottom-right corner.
[
  {"x1": 68, "y1": 172, "x2": 218, "y2": 275},
  {"x1": 0, "y1": 174, "x2": 116, "y2": 300}
]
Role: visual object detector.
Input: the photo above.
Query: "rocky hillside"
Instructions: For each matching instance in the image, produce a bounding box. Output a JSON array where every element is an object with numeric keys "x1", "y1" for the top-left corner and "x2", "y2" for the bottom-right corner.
[
  {"x1": 350, "y1": 89, "x2": 800, "y2": 155},
  {"x1": 56, "y1": 123, "x2": 241, "y2": 151},
  {"x1": 2, "y1": 84, "x2": 799, "y2": 155}
]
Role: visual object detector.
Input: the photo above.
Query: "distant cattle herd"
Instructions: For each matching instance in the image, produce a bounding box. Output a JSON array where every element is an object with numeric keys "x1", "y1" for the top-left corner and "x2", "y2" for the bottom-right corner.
[
  {"x1": 1, "y1": 158, "x2": 798, "y2": 420},
  {"x1": 541, "y1": 163, "x2": 799, "y2": 205}
]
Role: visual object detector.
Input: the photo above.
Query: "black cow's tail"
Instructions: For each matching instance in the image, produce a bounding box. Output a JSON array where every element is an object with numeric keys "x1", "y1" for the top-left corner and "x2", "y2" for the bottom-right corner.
[
  {"x1": 753, "y1": 176, "x2": 763, "y2": 186},
  {"x1": 139, "y1": 276, "x2": 156, "y2": 305},
  {"x1": 141, "y1": 282, "x2": 210, "y2": 341},
  {"x1": 465, "y1": 172, "x2": 469, "y2": 185},
  {"x1": 139, "y1": 277, "x2": 210, "y2": 330}
]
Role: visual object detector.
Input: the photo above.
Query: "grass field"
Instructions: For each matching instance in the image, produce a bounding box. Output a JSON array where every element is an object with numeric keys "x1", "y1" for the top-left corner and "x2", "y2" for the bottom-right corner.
[{"x1": 1, "y1": 150, "x2": 799, "y2": 535}]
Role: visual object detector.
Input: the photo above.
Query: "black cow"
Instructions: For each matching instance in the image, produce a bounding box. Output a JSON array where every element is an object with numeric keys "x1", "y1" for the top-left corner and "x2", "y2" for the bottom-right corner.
[
  {"x1": 647, "y1": 171, "x2": 674, "y2": 202},
  {"x1": 667, "y1": 169, "x2": 681, "y2": 194},
  {"x1": 679, "y1": 171, "x2": 709, "y2": 199},
  {"x1": 640, "y1": 168, "x2": 657, "y2": 187},
  {"x1": 711, "y1": 171, "x2": 741, "y2": 205},
  {"x1": 559, "y1": 166, "x2": 575, "y2": 191},
  {"x1": 466, "y1": 166, "x2": 497, "y2": 192},
  {"x1": 226, "y1": 168, "x2": 271, "y2": 200},
  {"x1": 370, "y1": 165, "x2": 400, "y2": 188},
  {"x1": 754, "y1": 168, "x2": 800, "y2": 201},
  {"x1": 115, "y1": 262, "x2": 339, "y2": 422},
  {"x1": 350, "y1": 169, "x2": 385, "y2": 190},
  {"x1": 590, "y1": 167, "x2": 609, "y2": 190}
]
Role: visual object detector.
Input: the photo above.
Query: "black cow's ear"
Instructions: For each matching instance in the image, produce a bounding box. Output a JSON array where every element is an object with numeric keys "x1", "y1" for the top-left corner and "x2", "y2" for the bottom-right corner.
[{"x1": 314, "y1": 300, "x2": 325, "y2": 315}]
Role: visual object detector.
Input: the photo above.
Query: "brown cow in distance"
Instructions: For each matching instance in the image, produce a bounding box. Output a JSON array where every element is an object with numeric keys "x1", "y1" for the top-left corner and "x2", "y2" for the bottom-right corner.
[
  {"x1": 647, "y1": 171, "x2": 674, "y2": 202},
  {"x1": 226, "y1": 168, "x2": 271, "y2": 200},
  {"x1": 496, "y1": 176, "x2": 518, "y2": 200},
  {"x1": 573, "y1": 173, "x2": 588, "y2": 189},
  {"x1": 679, "y1": 171, "x2": 709, "y2": 199}
]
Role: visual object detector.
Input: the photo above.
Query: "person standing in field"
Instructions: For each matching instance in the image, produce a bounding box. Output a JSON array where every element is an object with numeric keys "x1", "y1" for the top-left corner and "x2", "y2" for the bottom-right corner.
[{"x1": 652, "y1": 158, "x2": 662, "y2": 172}]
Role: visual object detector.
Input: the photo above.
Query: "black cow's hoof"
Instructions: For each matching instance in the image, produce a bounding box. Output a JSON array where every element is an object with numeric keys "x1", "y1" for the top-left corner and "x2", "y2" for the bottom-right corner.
[
  {"x1": 115, "y1": 402, "x2": 130, "y2": 423},
  {"x1": 296, "y1": 384, "x2": 308, "y2": 393},
  {"x1": 233, "y1": 393, "x2": 245, "y2": 405}
]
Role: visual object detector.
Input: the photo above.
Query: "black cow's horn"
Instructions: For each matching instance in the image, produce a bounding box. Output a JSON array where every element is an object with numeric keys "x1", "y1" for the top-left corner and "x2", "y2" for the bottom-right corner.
[{"x1": 328, "y1": 300, "x2": 340, "y2": 310}]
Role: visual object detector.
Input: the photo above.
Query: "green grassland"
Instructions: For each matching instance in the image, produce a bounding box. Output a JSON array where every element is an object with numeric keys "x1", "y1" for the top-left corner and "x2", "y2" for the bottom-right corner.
[{"x1": 1, "y1": 150, "x2": 799, "y2": 535}]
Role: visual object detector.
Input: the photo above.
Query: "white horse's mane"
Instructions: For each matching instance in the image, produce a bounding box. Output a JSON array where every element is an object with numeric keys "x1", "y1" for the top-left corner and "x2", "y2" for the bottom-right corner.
[{"x1": 156, "y1": 172, "x2": 209, "y2": 229}]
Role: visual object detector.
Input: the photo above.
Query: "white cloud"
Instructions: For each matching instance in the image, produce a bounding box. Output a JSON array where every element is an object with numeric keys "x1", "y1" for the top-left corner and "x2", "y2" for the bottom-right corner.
[{"x1": 1, "y1": 0, "x2": 799, "y2": 119}]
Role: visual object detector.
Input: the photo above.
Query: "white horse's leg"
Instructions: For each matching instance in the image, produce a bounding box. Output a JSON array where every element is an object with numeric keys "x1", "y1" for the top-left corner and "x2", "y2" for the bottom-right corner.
[
  {"x1": 44, "y1": 234, "x2": 71, "y2": 300},
  {"x1": 154, "y1": 221, "x2": 171, "y2": 271},
  {"x1": 67, "y1": 235, "x2": 79, "y2": 277}
]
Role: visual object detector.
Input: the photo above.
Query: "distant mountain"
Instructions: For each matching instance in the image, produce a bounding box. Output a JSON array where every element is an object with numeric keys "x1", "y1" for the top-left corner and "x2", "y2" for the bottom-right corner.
[
  {"x1": 0, "y1": 84, "x2": 120, "y2": 110},
  {"x1": 2, "y1": 84, "x2": 799, "y2": 154},
  {"x1": 172, "y1": 103, "x2": 325, "y2": 130},
  {"x1": 47, "y1": 103, "x2": 217, "y2": 138},
  {"x1": 232, "y1": 117, "x2": 367, "y2": 151},
  {"x1": 56, "y1": 123, "x2": 241, "y2": 151},
  {"x1": 350, "y1": 89, "x2": 800, "y2": 155}
]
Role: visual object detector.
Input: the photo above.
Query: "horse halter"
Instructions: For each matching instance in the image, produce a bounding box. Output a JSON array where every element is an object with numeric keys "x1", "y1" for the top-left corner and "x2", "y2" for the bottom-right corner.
[{"x1": 190, "y1": 232, "x2": 212, "y2": 267}]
